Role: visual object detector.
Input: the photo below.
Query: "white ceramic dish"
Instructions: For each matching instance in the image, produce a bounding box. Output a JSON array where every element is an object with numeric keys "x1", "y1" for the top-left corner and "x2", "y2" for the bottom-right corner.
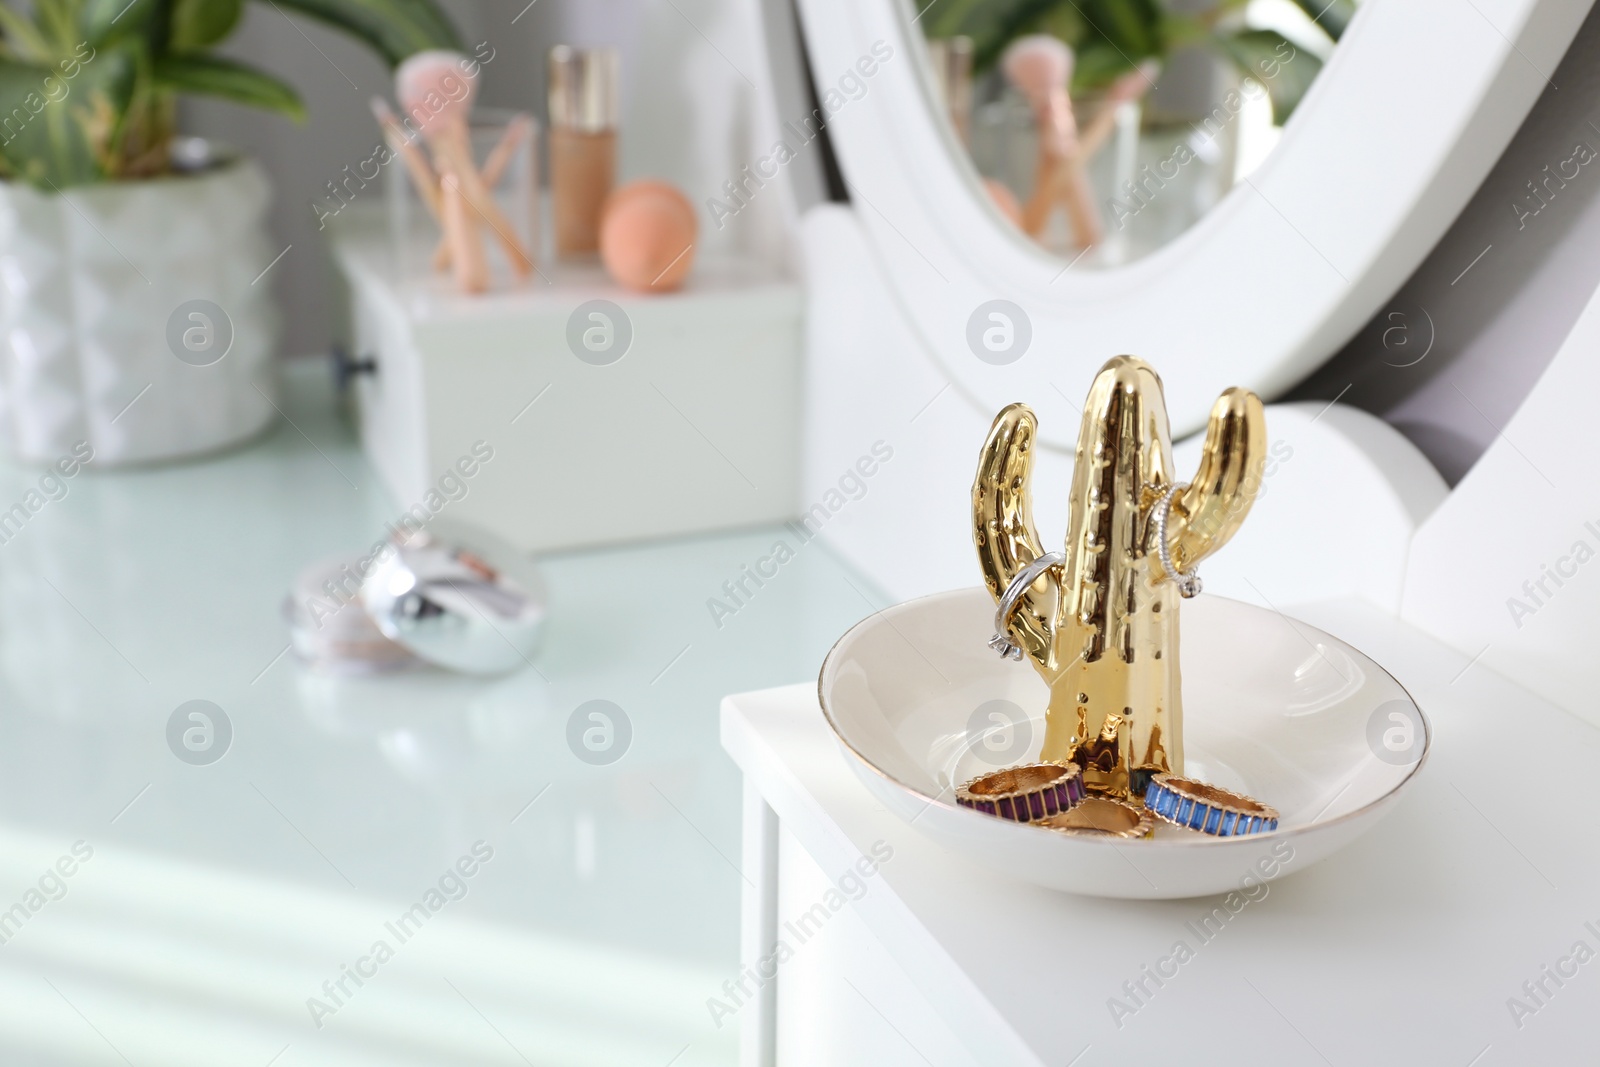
[{"x1": 818, "y1": 588, "x2": 1429, "y2": 899}]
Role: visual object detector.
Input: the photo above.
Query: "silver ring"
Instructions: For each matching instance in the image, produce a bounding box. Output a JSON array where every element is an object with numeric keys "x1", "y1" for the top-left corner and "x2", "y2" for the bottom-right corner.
[
  {"x1": 990, "y1": 552, "x2": 1065, "y2": 660},
  {"x1": 1153, "y1": 483, "x2": 1202, "y2": 598}
]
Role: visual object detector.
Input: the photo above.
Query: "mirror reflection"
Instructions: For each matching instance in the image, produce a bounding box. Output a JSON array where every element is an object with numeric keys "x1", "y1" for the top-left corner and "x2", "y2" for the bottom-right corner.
[{"x1": 919, "y1": 0, "x2": 1352, "y2": 266}]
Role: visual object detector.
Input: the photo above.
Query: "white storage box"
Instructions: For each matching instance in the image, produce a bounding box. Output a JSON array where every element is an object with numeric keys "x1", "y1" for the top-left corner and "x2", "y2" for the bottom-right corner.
[{"x1": 329, "y1": 210, "x2": 801, "y2": 552}]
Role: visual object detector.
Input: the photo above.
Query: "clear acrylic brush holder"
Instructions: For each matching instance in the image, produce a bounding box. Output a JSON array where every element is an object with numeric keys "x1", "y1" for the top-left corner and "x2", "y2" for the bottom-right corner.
[{"x1": 385, "y1": 108, "x2": 539, "y2": 293}]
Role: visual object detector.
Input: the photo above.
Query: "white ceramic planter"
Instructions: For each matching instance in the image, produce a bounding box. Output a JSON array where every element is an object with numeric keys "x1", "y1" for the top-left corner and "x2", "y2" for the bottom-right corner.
[{"x1": 0, "y1": 153, "x2": 280, "y2": 466}]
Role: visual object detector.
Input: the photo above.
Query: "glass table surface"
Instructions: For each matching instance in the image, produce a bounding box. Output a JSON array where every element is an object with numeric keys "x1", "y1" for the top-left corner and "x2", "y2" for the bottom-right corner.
[{"x1": 0, "y1": 363, "x2": 883, "y2": 1067}]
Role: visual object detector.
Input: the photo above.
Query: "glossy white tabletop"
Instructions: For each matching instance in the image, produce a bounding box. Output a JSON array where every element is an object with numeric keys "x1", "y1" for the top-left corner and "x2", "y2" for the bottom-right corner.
[{"x1": 0, "y1": 363, "x2": 877, "y2": 1067}]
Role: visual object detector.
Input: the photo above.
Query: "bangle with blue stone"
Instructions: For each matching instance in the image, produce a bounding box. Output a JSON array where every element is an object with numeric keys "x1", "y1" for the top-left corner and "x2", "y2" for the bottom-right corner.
[{"x1": 1144, "y1": 774, "x2": 1279, "y2": 836}]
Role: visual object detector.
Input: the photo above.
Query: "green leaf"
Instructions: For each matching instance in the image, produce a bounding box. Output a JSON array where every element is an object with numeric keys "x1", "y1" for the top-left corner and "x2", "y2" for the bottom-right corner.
[
  {"x1": 153, "y1": 54, "x2": 304, "y2": 120},
  {"x1": 1057, "y1": 0, "x2": 1164, "y2": 62},
  {"x1": 1070, "y1": 41, "x2": 1136, "y2": 92},
  {"x1": 0, "y1": 48, "x2": 137, "y2": 188},
  {"x1": 253, "y1": 0, "x2": 461, "y2": 67},
  {"x1": 944, "y1": 0, "x2": 1073, "y2": 73},
  {"x1": 0, "y1": 6, "x2": 54, "y2": 62},
  {"x1": 1160, "y1": 13, "x2": 1213, "y2": 52},
  {"x1": 1030, "y1": 6, "x2": 1089, "y2": 49},
  {"x1": 1286, "y1": 0, "x2": 1354, "y2": 40},
  {"x1": 80, "y1": 0, "x2": 162, "y2": 47},
  {"x1": 918, "y1": 0, "x2": 996, "y2": 39},
  {"x1": 169, "y1": 0, "x2": 244, "y2": 51},
  {"x1": 34, "y1": 1, "x2": 83, "y2": 54},
  {"x1": 1213, "y1": 29, "x2": 1323, "y2": 124}
]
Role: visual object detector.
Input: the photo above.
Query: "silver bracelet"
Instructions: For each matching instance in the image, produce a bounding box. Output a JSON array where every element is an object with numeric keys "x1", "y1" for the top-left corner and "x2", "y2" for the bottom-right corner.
[
  {"x1": 989, "y1": 551, "x2": 1065, "y2": 660},
  {"x1": 1154, "y1": 483, "x2": 1202, "y2": 598}
]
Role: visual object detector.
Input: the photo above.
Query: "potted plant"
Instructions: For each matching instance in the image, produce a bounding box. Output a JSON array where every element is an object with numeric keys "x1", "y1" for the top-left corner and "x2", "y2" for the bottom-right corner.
[{"x1": 0, "y1": 0, "x2": 459, "y2": 465}]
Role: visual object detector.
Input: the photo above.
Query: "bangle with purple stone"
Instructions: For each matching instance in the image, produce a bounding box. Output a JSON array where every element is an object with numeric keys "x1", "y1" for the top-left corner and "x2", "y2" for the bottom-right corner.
[
  {"x1": 956, "y1": 762, "x2": 1085, "y2": 824},
  {"x1": 1144, "y1": 774, "x2": 1279, "y2": 836}
]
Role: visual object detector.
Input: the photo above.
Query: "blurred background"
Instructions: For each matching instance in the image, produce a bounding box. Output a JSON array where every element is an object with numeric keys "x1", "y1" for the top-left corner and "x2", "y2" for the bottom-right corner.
[{"x1": 183, "y1": 0, "x2": 1600, "y2": 482}]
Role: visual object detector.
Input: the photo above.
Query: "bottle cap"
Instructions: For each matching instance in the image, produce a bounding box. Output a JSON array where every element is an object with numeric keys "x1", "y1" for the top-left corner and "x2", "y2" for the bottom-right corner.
[{"x1": 548, "y1": 46, "x2": 619, "y2": 132}]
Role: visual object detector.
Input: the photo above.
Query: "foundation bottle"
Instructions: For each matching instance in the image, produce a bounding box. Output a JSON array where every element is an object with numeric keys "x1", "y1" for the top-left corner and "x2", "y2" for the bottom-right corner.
[{"x1": 548, "y1": 46, "x2": 619, "y2": 258}]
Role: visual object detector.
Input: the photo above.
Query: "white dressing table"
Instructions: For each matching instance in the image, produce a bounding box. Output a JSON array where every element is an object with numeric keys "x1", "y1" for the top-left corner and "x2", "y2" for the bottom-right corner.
[{"x1": 723, "y1": 596, "x2": 1600, "y2": 1065}]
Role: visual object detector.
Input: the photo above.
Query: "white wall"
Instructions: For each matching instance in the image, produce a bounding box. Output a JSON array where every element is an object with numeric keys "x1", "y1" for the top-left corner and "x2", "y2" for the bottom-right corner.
[{"x1": 1290, "y1": 2, "x2": 1600, "y2": 484}]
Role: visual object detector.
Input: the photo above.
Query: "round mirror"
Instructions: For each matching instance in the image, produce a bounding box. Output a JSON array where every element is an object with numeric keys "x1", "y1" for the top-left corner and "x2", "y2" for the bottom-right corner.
[
  {"x1": 792, "y1": 0, "x2": 1582, "y2": 442},
  {"x1": 918, "y1": 1, "x2": 1343, "y2": 268}
]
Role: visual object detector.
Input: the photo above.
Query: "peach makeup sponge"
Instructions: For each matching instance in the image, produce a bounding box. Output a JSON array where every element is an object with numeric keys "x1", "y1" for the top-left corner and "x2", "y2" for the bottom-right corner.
[{"x1": 600, "y1": 180, "x2": 697, "y2": 292}]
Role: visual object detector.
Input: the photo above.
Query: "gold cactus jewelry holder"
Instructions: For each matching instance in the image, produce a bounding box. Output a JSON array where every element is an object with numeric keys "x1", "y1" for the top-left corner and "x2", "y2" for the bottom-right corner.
[{"x1": 972, "y1": 356, "x2": 1265, "y2": 800}]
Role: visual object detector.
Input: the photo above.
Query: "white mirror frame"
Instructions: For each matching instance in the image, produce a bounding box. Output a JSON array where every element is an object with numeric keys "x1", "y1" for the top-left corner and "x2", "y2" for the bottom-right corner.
[{"x1": 793, "y1": 0, "x2": 1591, "y2": 442}]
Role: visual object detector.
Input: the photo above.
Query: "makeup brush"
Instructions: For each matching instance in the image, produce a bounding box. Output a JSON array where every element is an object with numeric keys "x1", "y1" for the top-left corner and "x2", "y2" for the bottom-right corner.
[
  {"x1": 480, "y1": 113, "x2": 534, "y2": 187},
  {"x1": 373, "y1": 95, "x2": 462, "y2": 275},
  {"x1": 1003, "y1": 35, "x2": 1101, "y2": 248},
  {"x1": 983, "y1": 178, "x2": 1023, "y2": 227},
  {"x1": 1003, "y1": 35, "x2": 1076, "y2": 158},
  {"x1": 430, "y1": 112, "x2": 534, "y2": 271},
  {"x1": 1077, "y1": 60, "x2": 1160, "y2": 160},
  {"x1": 441, "y1": 172, "x2": 491, "y2": 292},
  {"x1": 377, "y1": 96, "x2": 532, "y2": 274},
  {"x1": 396, "y1": 51, "x2": 534, "y2": 282},
  {"x1": 371, "y1": 96, "x2": 442, "y2": 221},
  {"x1": 1025, "y1": 60, "x2": 1159, "y2": 254}
]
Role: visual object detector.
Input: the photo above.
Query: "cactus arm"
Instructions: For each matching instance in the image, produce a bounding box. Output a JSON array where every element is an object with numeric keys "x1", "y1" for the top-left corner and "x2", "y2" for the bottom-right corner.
[
  {"x1": 972, "y1": 403, "x2": 1060, "y2": 667},
  {"x1": 1159, "y1": 386, "x2": 1266, "y2": 577}
]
